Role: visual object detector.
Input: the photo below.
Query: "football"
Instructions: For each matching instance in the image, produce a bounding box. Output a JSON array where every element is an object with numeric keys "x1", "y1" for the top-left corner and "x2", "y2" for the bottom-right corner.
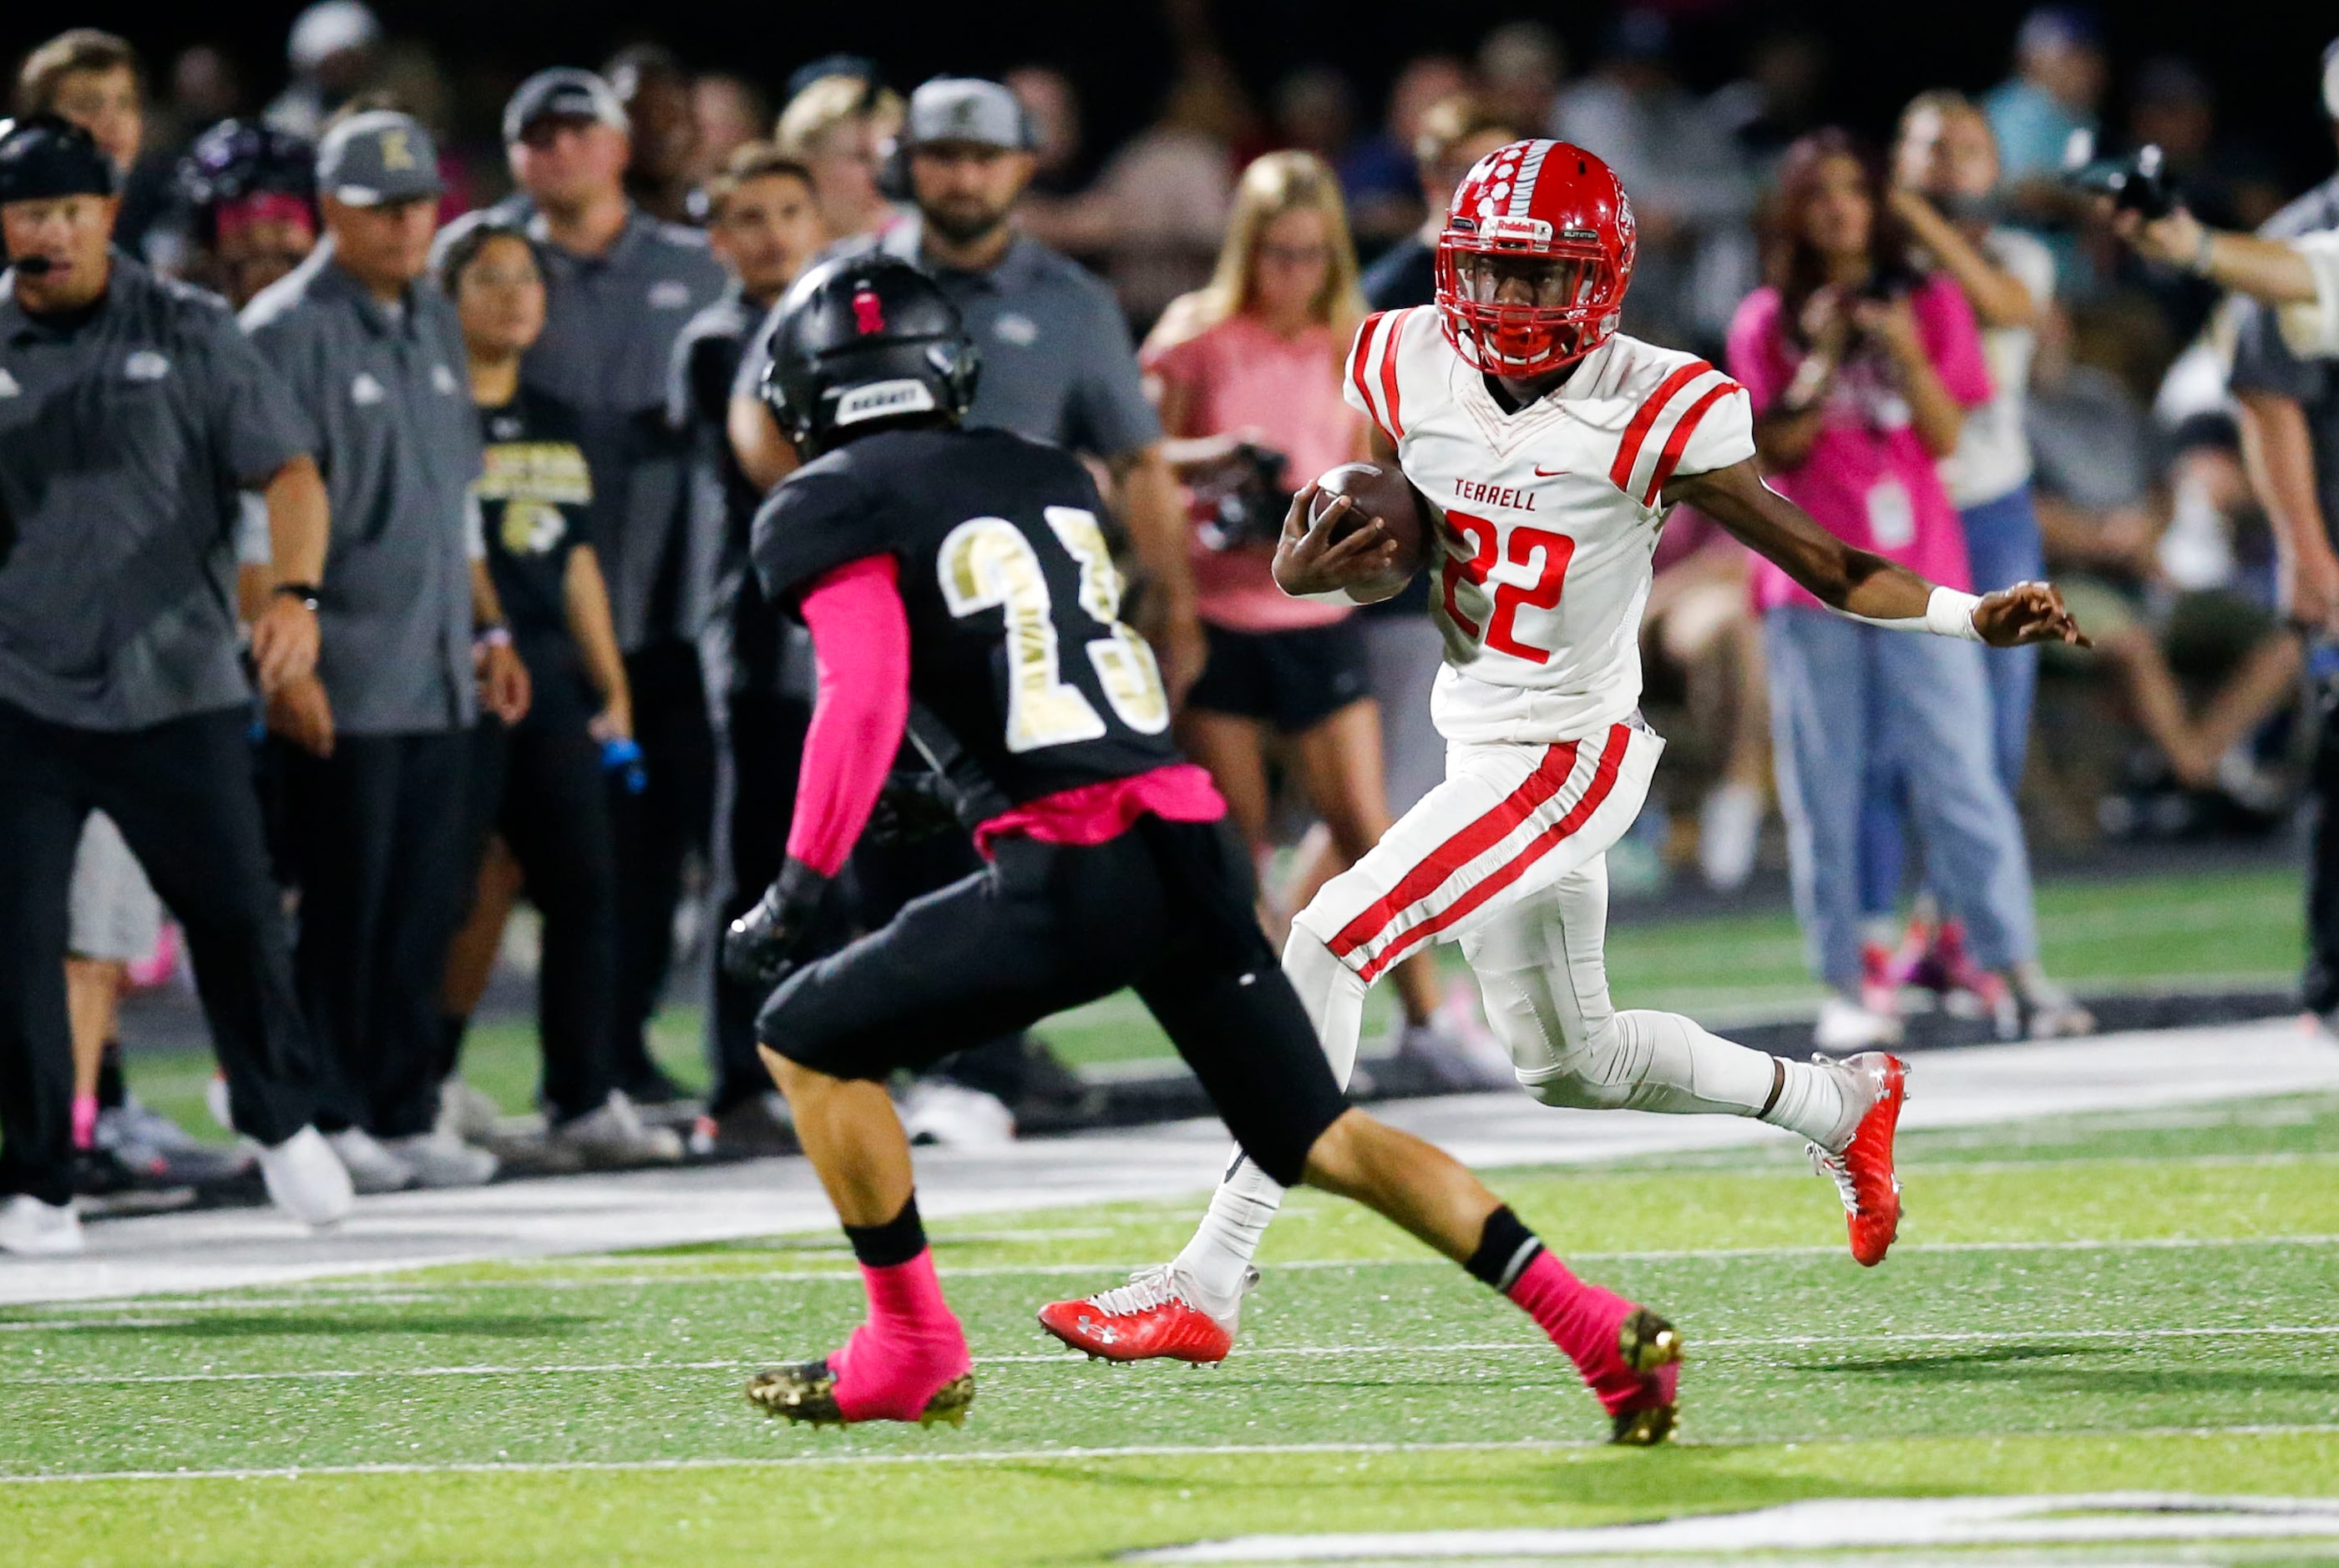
[{"x1": 1308, "y1": 461, "x2": 1431, "y2": 581}]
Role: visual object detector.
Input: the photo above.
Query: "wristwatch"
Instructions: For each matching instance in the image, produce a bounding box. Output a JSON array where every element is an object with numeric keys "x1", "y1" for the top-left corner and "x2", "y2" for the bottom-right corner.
[{"x1": 271, "y1": 581, "x2": 321, "y2": 611}]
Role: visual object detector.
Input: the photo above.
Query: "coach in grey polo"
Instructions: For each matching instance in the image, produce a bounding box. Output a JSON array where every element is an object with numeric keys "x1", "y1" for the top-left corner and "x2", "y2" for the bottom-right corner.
[
  {"x1": 242, "y1": 111, "x2": 504, "y2": 1171},
  {"x1": 0, "y1": 115, "x2": 332, "y2": 1222},
  {"x1": 492, "y1": 68, "x2": 728, "y2": 1100}
]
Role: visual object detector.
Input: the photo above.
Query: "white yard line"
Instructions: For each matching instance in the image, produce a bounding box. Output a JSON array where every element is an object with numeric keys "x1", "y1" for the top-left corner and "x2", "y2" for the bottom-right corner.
[
  {"x1": 5, "y1": 1424, "x2": 2337, "y2": 1487},
  {"x1": 9, "y1": 1324, "x2": 2335, "y2": 1386},
  {"x1": 7, "y1": 1020, "x2": 2337, "y2": 1308}
]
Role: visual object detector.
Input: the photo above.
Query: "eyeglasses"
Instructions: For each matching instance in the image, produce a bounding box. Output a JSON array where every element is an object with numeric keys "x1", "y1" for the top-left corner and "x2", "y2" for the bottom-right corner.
[{"x1": 1258, "y1": 242, "x2": 1331, "y2": 267}]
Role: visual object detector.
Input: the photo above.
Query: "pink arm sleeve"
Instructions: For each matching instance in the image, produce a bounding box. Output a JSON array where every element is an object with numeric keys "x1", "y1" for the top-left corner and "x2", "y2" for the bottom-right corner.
[{"x1": 786, "y1": 554, "x2": 912, "y2": 878}]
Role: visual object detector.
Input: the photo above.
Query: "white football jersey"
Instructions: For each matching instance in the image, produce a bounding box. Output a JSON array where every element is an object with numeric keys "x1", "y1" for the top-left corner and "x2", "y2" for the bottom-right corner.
[{"x1": 1343, "y1": 307, "x2": 1754, "y2": 745}]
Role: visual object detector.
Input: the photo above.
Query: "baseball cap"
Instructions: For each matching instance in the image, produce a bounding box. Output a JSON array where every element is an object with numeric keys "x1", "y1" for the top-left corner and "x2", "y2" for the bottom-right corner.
[
  {"x1": 901, "y1": 78, "x2": 1033, "y2": 152},
  {"x1": 503, "y1": 68, "x2": 630, "y2": 144},
  {"x1": 316, "y1": 110, "x2": 443, "y2": 206},
  {"x1": 0, "y1": 115, "x2": 120, "y2": 205}
]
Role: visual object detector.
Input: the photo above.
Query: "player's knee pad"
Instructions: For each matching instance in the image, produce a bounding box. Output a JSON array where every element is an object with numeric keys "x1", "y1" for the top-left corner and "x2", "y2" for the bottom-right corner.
[{"x1": 1507, "y1": 1012, "x2": 1643, "y2": 1111}]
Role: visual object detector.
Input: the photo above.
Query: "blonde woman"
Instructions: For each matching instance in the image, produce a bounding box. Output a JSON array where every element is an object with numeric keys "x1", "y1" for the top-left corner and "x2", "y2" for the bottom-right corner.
[{"x1": 1143, "y1": 152, "x2": 1505, "y2": 1086}]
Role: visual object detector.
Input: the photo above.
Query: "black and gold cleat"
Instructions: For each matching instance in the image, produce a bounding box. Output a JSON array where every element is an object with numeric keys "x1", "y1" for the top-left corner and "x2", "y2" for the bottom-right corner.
[
  {"x1": 1608, "y1": 1308, "x2": 1683, "y2": 1447},
  {"x1": 1618, "y1": 1308, "x2": 1683, "y2": 1373},
  {"x1": 745, "y1": 1358, "x2": 976, "y2": 1428}
]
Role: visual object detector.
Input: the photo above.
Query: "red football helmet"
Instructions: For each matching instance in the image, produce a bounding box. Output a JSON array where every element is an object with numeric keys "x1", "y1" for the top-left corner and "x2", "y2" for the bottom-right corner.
[{"x1": 1434, "y1": 140, "x2": 1638, "y2": 378}]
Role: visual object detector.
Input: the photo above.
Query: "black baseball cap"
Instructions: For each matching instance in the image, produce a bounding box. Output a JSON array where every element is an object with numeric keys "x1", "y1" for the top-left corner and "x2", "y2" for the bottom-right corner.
[{"x1": 0, "y1": 115, "x2": 119, "y2": 205}]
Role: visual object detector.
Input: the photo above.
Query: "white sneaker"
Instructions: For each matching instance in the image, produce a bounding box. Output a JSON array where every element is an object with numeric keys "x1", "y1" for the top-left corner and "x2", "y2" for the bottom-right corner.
[
  {"x1": 326, "y1": 1128, "x2": 419, "y2": 1194},
  {"x1": 1815, "y1": 994, "x2": 1903, "y2": 1055},
  {"x1": 0, "y1": 1193, "x2": 84, "y2": 1257},
  {"x1": 435, "y1": 1076, "x2": 504, "y2": 1143},
  {"x1": 899, "y1": 1081, "x2": 1015, "y2": 1147},
  {"x1": 1395, "y1": 1019, "x2": 1516, "y2": 1090},
  {"x1": 1697, "y1": 781, "x2": 1764, "y2": 891},
  {"x1": 205, "y1": 1073, "x2": 232, "y2": 1133},
  {"x1": 551, "y1": 1091, "x2": 684, "y2": 1167},
  {"x1": 257, "y1": 1125, "x2": 354, "y2": 1227},
  {"x1": 379, "y1": 1130, "x2": 499, "y2": 1188}
]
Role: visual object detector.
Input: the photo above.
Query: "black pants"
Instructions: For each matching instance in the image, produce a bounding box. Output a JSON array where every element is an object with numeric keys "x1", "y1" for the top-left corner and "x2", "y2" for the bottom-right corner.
[
  {"x1": 611, "y1": 640, "x2": 715, "y2": 1083},
  {"x1": 2306, "y1": 673, "x2": 2339, "y2": 1014},
  {"x1": 758, "y1": 817, "x2": 1349, "y2": 1187},
  {"x1": 468, "y1": 717, "x2": 623, "y2": 1121},
  {"x1": 0, "y1": 702, "x2": 317, "y2": 1203},
  {"x1": 281, "y1": 730, "x2": 473, "y2": 1139}
]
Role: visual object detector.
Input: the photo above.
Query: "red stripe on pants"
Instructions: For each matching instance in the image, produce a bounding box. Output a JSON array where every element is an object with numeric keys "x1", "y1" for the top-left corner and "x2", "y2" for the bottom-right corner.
[
  {"x1": 1329, "y1": 740, "x2": 1579, "y2": 962},
  {"x1": 1355, "y1": 725, "x2": 1633, "y2": 984}
]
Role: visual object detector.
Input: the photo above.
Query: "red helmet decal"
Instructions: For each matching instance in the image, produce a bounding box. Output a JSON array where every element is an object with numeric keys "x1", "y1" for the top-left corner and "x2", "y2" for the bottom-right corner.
[{"x1": 851, "y1": 286, "x2": 885, "y2": 336}]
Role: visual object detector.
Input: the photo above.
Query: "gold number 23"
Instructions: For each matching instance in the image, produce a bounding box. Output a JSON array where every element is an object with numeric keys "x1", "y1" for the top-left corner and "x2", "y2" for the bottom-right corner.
[{"x1": 938, "y1": 508, "x2": 1169, "y2": 753}]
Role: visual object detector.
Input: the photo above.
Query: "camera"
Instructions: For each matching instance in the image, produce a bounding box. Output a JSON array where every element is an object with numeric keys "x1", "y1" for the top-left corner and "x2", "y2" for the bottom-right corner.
[
  {"x1": 1191, "y1": 443, "x2": 1294, "y2": 553},
  {"x1": 2063, "y1": 134, "x2": 2176, "y2": 220}
]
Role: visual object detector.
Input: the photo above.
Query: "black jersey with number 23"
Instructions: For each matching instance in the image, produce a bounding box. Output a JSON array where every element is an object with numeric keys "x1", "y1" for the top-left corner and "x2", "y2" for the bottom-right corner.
[{"x1": 751, "y1": 426, "x2": 1179, "y2": 809}]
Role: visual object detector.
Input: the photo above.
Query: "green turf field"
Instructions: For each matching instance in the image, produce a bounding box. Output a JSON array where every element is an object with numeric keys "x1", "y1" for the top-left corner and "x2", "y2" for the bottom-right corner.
[
  {"x1": 114, "y1": 865, "x2": 2311, "y2": 1133},
  {"x1": 8, "y1": 1090, "x2": 2336, "y2": 1565}
]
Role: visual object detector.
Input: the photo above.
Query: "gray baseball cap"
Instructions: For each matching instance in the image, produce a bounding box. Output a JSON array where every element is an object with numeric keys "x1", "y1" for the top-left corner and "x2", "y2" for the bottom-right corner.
[
  {"x1": 504, "y1": 68, "x2": 630, "y2": 144},
  {"x1": 902, "y1": 77, "x2": 1033, "y2": 151},
  {"x1": 316, "y1": 110, "x2": 443, "y2": 206}
]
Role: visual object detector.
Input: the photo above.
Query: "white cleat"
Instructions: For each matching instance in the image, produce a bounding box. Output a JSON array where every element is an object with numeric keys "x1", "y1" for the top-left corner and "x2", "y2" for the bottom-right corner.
[
  {"x1": 326, "y1": 1128, "x2": 419, "y2": 1194},
  {"x1": 435, "y1": 1076, "x2": 504, "y2": 1143},
  {"x1": 379, "y1": 1130, "x2": 499, "y2": 1188},
  {"x1": 257, "y1": 1125, "x2": 355, "y2": 1227},
  {"x1": 0, "y1": 1193, "x2": 84, "y2": 1257},
  {"x1": 1815, "y1": 994, "x2": 1902, "y2": 1055},
  {"x1": 551, "y1": 1091, "x2": 684, "y2": 1167}
]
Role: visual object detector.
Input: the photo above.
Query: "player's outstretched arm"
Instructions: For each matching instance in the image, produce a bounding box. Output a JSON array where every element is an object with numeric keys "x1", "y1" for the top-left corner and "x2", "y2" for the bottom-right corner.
[{"x1": 1666, "y1": 458, "x2": 2089, "y2": 650}]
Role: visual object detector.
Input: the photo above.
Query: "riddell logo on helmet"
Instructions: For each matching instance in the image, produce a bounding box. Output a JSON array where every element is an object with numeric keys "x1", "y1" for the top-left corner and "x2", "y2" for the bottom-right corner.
[
  {"x1": 1481, "y1": 216, "x2": 1553, "y2": 244},
  {"x1": 833, "y1": 378, "x2": 938, "y2": 426},
  {"x1": 851, "y1": 287, "x2": 884, "y2": 336}
]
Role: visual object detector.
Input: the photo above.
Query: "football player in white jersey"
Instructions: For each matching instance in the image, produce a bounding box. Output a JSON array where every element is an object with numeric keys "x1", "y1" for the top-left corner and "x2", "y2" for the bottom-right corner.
[{"x1": 1040, "y1": 142, "x2": 2085, "y2": 1373}]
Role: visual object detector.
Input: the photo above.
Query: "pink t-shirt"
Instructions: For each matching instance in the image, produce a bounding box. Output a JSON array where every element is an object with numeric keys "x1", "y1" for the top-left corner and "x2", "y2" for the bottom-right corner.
[
  {"x1": 1725, "y1": 274, "x2": 1991, "y2": 613},
  {"x1": 1144, "y1": 313, "x2": 1363, "y2": 632}
]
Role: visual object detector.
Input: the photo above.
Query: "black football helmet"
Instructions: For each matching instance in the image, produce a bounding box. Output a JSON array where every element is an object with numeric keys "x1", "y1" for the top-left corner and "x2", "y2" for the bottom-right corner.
[
  {"x1": 761, "y1": 254, "x2": 980, "y2": 455},
  {"x1": 176, "y1": 119, "x2": 316, "y2": 241}
]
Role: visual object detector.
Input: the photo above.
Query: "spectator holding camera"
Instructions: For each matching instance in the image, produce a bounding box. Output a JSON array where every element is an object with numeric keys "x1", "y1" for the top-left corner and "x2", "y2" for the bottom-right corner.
[
  {"x1": 1142, "y1": 151, "x2": 1504, "y2": 1087},
  {"x1": 1728, "y1": 129, "x2": 2083, "y2": 1050}
]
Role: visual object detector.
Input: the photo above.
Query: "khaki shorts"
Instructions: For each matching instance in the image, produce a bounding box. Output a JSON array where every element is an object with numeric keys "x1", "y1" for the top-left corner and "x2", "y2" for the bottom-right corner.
[{"x1": 68, "y1": 812, "x2": 163, "y2": 963}]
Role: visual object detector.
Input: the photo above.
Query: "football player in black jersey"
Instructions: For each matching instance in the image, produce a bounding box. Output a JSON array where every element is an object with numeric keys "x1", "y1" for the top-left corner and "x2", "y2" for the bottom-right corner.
[{"x1": 721, "y1": 256, "x2": 1688, "y2": 1444}]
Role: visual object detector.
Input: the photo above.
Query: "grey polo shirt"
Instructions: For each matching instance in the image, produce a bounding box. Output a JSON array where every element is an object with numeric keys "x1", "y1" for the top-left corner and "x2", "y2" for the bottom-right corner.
[
  {"x1": 0, "y1": 255, "x2": 306, "y2": 731},
  {"x1": 732, "y1": 220, "x2": 1162, "y2": 458},
  {"x1": 242, "y1": 245, "x2": 483, "y2": 734},
  {"x1": 2229, "y1": 174, "x2": 2339, "y2": 554},
  {"x1": 494, "y1": 197, "x2": 729, "y2": 651}
]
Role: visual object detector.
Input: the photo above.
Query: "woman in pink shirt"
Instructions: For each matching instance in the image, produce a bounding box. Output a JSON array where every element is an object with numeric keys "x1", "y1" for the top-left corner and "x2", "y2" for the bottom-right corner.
[
  {"x1": 1729, "y1": 129, "x2": 2069, "y2": 1052},
  {"x1": 1143, "y1": 152, "x2": 1501, "y2": 1083}
]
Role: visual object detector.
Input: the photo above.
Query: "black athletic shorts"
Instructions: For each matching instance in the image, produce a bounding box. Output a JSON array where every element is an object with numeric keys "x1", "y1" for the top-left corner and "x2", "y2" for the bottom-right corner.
[
  {"x1": 1185, "y1": 619, "x2": 1372, "y2": 733},
  {"x1": 757, "y1": 815, "x2": 1349, "y2": 1186}
]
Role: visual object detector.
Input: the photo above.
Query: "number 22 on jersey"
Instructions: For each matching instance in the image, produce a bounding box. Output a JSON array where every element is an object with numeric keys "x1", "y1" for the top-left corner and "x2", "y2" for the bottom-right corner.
[
  {"x1": 1440, "y1": 508, "x2": 1576, "y2": 664},
  {"x1": 938, "y1": 507, "x2": 1171, "y2": 752}
]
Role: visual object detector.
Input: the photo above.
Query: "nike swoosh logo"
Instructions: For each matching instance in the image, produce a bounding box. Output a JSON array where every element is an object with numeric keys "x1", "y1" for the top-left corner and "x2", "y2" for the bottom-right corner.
[{"x1": 1533, "y1": 464, "x2": 1569, "y2": 478}]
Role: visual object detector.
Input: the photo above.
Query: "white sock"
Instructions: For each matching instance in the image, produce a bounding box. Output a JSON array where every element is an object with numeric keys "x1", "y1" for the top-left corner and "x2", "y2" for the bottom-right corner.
[
  {"x1": 1173, "y1": 924, "x2": 1371, "y2": 1306},
  {"x1": 1612, "y1": 1009, "x2": 1846, "y2": 1145}
]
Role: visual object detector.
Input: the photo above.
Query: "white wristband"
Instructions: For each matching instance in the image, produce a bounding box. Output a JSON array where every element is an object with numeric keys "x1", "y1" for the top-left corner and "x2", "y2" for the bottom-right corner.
[{"x1": 1926, "y1": 586, "x2": 1985, "y2": 641}]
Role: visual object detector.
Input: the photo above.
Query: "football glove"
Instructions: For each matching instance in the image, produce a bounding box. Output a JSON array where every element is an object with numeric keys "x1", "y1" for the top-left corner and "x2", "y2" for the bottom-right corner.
[
  {"x1": 722, "y1": 857, "x2": 829, "y2": 990},
  {"x1": 866, "y1": 767, "x2": 961, "y2": 847}
]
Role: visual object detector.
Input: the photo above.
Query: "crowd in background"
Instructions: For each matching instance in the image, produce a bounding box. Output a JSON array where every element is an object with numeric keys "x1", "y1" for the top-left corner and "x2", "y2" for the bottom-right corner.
[{"x1": 3, "y1": 0, "x2": 2333, "y2": 1240}]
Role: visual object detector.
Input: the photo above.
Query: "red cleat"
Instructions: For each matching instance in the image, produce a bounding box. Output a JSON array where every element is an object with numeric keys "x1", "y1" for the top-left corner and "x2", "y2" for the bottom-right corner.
[
  {"x1": 1036, "y1": 1265, "x2": 1248, "y2": 1363},
  {"x1": 1808, "y1": 1051, "x2": 1907, "y2": 1267}
]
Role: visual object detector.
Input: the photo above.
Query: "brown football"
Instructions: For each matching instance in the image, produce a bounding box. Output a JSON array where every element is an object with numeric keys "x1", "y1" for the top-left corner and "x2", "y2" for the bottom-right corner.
[{"x1": 1308, "y1": 461, "x2": 1430, "y2": 581}]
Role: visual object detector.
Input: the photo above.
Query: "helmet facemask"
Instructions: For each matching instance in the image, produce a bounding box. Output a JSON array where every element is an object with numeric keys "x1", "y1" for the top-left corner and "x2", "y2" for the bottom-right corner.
[{"x1": 1435, "y1": 230, "x2": 1623, "y2": 378}]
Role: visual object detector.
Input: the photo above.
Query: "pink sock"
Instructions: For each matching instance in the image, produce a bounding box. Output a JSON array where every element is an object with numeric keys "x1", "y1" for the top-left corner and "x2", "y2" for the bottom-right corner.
[
  {"x1": 1506, "y1": 1249, "x2": 1673, "y2": 1416},
  {"x1": 71, "y1": 1094, "x2": 99, "y2": 1151},
  {"x1": 827, "y1": 1249, "x2": 972, "y2": 1422}
]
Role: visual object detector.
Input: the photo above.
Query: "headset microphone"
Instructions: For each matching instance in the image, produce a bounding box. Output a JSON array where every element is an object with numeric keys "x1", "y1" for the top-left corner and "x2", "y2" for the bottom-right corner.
[{"x1": 11, "y1": 255, "x2": 55, "y2": 276}]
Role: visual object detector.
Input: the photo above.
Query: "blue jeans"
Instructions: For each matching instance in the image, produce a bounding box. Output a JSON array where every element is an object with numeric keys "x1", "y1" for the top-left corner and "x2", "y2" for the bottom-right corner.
[
  {"x1": 1858, "y1": 485, "x2": 2043, "y2": 915},
  {"x1": 1766, "y1": 607, "x2": 2039, "y2": 990}
]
